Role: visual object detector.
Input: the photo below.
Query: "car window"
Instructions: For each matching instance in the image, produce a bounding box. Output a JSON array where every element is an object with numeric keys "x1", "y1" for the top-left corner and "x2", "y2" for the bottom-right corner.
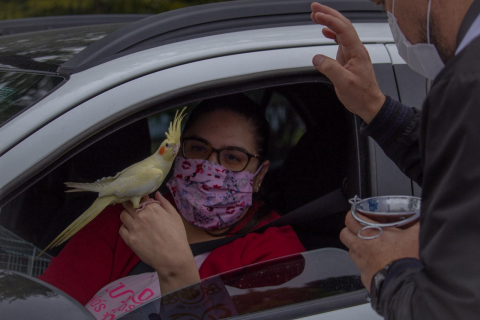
[
  {"x1": 0, "y1": 224, "x2": 52, "y2": 277},
  {"x1": 0, "y1": 71, "x2": 64, "y2": 127},
  {"x1": 0, "y1": 86, "x2": 309, "y2": 270},
  {"x1": 0, "y1": 81, "x2": 357, "y2": 320},
  {"x1": 117, "y1": 249, "x2": 363, "y2": 320}
]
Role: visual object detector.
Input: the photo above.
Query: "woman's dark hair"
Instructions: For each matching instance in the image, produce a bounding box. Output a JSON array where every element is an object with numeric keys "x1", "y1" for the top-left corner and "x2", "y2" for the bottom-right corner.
[
  {"x1": 183, "y1": 93, "x2": 269, "y2": 160},
  {"x1": 181, "y1": 93, "x2": 273, "y2": 236}
]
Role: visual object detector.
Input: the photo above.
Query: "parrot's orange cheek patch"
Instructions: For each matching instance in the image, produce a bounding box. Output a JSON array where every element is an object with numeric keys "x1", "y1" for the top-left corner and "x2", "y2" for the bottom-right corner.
[{"x1": 159, "y1": 146, "x2": 166, "y2": 156}]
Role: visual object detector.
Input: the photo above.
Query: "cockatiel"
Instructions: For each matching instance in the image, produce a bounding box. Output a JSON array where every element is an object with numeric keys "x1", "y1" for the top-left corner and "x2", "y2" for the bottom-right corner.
[{"x1": 38, "y1": 107, "x2": 187, "y2": 258}]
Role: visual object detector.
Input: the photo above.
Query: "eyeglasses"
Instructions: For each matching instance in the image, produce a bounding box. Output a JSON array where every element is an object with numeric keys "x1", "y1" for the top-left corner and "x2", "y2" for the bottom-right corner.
[{"x1": 182, "y1": 138, "x2": 261, "y2": 172}]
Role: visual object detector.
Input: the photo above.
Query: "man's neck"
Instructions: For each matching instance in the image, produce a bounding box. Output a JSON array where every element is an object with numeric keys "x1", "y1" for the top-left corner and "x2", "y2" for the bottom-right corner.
[{"x1": 432, "y1": 0, "x2": 474, "y2": 62}]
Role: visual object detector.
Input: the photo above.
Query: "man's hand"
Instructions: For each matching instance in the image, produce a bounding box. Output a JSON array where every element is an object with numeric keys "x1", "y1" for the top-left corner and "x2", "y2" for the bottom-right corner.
[
  {"x1": 311, "y1": 2, "x2": 386, "y2": 123},
  {"x1": 340, "y1": 211, "x2": 420, "y2": 291}
]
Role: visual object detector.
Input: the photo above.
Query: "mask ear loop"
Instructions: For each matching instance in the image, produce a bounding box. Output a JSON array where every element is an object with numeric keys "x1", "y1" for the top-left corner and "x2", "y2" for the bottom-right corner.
[
  {"x1": 252, "y1": 163, "x2": 265, "y2": 192},
  {"x1": 253, "y1": 164, "x2": 264, "y2": 176},
  {"x1": 392, "y1": 0, "x2": 395, "y2": 16}
]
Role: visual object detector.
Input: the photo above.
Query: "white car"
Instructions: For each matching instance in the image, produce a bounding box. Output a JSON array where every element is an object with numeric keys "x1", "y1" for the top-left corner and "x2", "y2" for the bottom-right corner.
[{"x1": 0, "y1": 0, "x2": 426, "y2": 319}]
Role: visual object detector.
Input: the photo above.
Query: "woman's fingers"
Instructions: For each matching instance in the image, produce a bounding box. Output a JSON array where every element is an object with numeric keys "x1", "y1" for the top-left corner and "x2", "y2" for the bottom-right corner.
[
  {"x1": 119, "y1": 223, "x2": 130, "y2": 239},
  {"x1": 120, "y1": 209, "x2": 134, "y2": 227},
  {"x1": 155, "y1": 192, "x2": 176, "y2": 213},
  {"x1": 121, "y1": 201, "x2": 137, "y2": 219}
]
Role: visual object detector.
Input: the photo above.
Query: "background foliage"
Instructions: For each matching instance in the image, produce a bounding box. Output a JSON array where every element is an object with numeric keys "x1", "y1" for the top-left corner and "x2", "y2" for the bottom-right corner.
[{"x1": 0, "y1": 0, "x2": 229, "y2": 20}]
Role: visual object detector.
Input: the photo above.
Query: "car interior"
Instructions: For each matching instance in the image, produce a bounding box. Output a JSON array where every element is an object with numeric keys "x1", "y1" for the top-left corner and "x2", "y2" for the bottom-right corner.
[{"x1": 0, "y1": 81, "x2": 361, "y2": 272}]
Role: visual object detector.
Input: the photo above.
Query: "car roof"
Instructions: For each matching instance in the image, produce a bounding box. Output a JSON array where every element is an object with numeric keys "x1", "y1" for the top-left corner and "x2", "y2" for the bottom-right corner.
[
  {"x1": 0, "y1": 0, "x2": 384, "y2": 76},
  {"x1": 60, "y1": 0, "x2": 383, "y2": 76}
]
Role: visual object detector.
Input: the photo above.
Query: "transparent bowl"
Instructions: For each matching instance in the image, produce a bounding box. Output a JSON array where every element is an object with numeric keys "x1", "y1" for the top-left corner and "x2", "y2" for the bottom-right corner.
[{"x1": 349, "y1": 195, "x2": 421, "y2": 229}]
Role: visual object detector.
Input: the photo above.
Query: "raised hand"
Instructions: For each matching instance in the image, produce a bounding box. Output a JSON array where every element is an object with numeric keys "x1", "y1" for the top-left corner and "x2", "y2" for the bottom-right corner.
[
  {"x1": 311, "y1": 2, "x2": 386, "y2": 123},
  {"x1": 120, "y1": 192, "x2": 200, "y2": 294}
]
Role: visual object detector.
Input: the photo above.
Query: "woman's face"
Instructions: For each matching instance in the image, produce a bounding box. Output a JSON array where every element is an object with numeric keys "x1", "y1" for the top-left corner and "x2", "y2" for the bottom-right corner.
[{"x1": 182, "y1": 109, "x2": 269, "y2": 187}]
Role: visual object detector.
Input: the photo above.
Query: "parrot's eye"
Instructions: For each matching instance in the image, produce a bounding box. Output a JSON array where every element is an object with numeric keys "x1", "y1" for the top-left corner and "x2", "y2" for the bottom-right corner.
[{"x1": 165, "y1": 143, "x2": 170, "y2": 147}]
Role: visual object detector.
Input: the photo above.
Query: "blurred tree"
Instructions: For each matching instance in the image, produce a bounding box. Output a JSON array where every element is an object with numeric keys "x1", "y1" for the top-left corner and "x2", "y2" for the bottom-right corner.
[{"x1": 0, "y1": 0, "x2": 229, "y2": 20}]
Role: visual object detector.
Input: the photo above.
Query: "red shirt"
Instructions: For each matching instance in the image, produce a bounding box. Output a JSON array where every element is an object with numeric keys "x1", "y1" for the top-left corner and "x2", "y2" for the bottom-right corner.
[{"x1": 39, "y1": 202, "x2": 305, "y2": 305}]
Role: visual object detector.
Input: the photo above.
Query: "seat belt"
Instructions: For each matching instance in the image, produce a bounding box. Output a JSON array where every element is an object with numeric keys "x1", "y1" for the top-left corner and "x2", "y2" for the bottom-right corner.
[{"x1": 128, "y1": 188, "x2": 348, "y2": 275}]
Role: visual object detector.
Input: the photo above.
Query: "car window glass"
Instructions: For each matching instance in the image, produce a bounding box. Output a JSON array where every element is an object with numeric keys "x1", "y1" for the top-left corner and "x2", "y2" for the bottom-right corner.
[
  {"x1": 0, "y1": 88, "x2": 307, "y2": 276},
  {"x1": 0, "y1": 224, "x2": 52, "y2": 277},
  {"x1": 117, "y1": 249, "x2": 363, "y2": 320},
  {"x1": 264, "y1": 91, "x2": 306, "y2": 168},
  {"x1": 0, "y1": 82, "x2": 353, "y2": 320},
  {"x1": 147, "y1": 102, "x2": 198, "y2": 153},
  {"x1": 0, "y1": 71, "x2": 64, "y2": 127},
  {"x1": 0, "y1": 107, "x2": 179, "y2": 273}
]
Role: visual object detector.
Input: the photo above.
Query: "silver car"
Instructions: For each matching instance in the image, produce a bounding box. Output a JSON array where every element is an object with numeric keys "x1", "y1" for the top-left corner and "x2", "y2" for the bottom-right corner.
[{"x1": 0, "y1": 0, "x2": 426, "y2": 319}]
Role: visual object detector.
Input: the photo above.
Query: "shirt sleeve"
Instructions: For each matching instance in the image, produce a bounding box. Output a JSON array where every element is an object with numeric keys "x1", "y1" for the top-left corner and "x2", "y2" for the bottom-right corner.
[{"x1": 360, "y1": 95, "x2": 423, "y2": 185}]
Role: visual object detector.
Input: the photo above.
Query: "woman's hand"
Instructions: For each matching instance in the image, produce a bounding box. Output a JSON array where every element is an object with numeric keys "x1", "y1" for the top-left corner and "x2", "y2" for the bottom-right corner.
[{"x1": 119, "y1": 192, "x2": 200, "y2": 294}]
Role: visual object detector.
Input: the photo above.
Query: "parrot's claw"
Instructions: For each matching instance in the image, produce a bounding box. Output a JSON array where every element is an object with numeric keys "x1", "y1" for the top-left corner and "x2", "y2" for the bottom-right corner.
[{"x1": 135, "y1": 199, "x2": 162, "y2": 213}]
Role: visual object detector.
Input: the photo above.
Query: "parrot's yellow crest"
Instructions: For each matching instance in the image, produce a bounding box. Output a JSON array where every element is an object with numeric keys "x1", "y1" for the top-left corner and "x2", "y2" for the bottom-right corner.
[
  {"x1": 37, "y1": 107, "x2": 187, "y2": 259},
  {"x1": 165, "y1": 107, "x2": 185, "y2": 143}
]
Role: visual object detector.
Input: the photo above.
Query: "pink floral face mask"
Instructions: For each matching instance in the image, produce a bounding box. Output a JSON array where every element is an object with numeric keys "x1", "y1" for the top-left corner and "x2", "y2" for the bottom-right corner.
[{"x1": 167, "y1": 157, "x2": 262, "y2": 230}]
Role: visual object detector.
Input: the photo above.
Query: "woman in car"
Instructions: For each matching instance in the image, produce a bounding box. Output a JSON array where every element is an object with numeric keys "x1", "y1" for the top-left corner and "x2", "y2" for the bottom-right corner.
[{"x1": 39, "y1": 94, "x2": 305, "y2": 317}]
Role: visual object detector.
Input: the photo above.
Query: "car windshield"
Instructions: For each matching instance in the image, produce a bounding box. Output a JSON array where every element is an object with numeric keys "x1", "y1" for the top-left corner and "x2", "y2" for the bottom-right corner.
[
  {"x1": 0, "y1": 23, "x2": 128, "y2": 127},
  {"x1": 116, "y1": 249, "x2": 364, "y2": 320},
  {"x1": 0, "y1": 71, "x2": 64, "y2": 127},
  {"x1": 0, "y1": 23, "x2": 126, "y2": 72}
]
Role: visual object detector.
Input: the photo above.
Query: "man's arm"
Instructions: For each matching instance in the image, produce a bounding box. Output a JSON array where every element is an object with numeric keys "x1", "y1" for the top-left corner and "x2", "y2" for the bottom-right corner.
[
  {"x1": 310, "y1": 3, "x2": 423, "y2": 185},
  {"x1": 361, "y1": 96, "x2": 423, "y2": 185}
]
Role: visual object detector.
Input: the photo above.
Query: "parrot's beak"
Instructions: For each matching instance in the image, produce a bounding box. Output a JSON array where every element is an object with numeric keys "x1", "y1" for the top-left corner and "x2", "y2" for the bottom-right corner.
[{"x1": 172, "y1": 143, "x2": 180, "y2": 156}]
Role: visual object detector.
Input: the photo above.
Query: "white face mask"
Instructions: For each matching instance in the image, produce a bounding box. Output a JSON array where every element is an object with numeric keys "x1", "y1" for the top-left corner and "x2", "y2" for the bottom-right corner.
[{"x1": 387, "y1": 0, "x2": 444, "y2": 80}]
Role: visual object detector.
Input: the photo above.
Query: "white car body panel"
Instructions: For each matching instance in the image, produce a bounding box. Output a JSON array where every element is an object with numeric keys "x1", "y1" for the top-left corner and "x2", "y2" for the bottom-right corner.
[
  {"x1": 0, "y1": 23, "x2": 393, "y2": 154},
  {"x1": 301, "y1": 303, "x2": 383, "y2": 320},
  {"x1": 386, "y1": 43, "x2": 407, "y2": 65}
]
